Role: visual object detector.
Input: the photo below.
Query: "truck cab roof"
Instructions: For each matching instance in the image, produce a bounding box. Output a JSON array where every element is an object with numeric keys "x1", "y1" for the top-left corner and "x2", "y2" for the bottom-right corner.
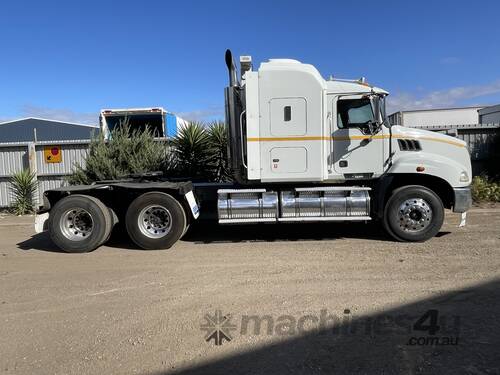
[
  {"x1": 325, "y1": 80, "x2": 389, "y2": 95},
  {"x1": 256, "y1": 58, "x2": 388, "y2": 96}
]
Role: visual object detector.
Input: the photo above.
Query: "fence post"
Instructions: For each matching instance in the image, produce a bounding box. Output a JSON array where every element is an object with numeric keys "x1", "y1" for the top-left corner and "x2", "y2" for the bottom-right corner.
[{"x1": 27, "y1": 142, "x2": 39, "y2": 206}]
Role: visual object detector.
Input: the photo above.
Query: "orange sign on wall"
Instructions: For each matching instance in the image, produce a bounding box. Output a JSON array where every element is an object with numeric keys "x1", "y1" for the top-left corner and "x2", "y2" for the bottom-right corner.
[{"x1": 44, "y1": 146, "x2": 62, "y2": 163}]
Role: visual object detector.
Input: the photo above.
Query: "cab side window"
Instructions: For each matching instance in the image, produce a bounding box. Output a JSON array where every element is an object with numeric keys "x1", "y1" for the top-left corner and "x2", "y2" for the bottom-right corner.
[{"x1": 337, "y1": 99, "x2": 374, "y2": 129}]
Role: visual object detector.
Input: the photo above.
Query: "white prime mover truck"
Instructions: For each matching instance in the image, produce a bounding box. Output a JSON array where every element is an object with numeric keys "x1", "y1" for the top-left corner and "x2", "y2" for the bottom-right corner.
[{"x1": 35, "y1": 50, "x2": 472, "y2": 252}]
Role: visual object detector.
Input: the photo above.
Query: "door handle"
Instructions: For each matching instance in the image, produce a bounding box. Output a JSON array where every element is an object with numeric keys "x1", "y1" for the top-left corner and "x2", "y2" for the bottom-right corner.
[{"x1": 360, "y1": 138, "x2": 371, "y2": 146}]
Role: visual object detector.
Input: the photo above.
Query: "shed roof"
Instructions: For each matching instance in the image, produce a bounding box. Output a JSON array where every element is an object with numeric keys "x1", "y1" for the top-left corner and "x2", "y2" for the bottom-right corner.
[
  {"x1": 478, "y1": 104, "x2": 500, "y2": 115},
  {"x1": 0, "y1": 117, "x2": 98, "y2": 143}
]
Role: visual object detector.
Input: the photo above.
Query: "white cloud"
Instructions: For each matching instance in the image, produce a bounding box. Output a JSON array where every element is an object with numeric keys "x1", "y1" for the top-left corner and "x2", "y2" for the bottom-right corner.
[
  {"x1": 177, "y1": 106, "x2": 224, "y2": 122},
  {"x1": 5, "y1": 104, "x2": 225, "y2": 125},
  {"x1": 387, "y1": 80, "x2": 500, "y2": 114},
  {"x1": 19, "y1": 104, "x2": 98, "y2": 125},
  {"x1": 9, "y1": 81, "x2": 500, "y2": 125}
]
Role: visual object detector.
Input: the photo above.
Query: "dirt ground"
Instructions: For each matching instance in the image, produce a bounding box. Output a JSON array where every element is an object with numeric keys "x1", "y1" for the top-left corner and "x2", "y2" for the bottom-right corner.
[{"x1": 1, "y1": 208, "x2": 499, "y2": 375}]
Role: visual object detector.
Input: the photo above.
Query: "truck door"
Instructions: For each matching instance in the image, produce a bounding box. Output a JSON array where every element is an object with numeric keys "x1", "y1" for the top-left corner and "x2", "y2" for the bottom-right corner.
[{"x1": 331, "y1": 96, "x2": 385, "y2": 178}]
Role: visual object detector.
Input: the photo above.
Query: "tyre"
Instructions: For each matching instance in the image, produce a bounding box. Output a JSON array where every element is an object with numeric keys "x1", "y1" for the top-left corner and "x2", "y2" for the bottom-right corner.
[
  {"x1": 101, "y1": 207, "x2": 117, "y2": 246},
  {"x1": 49, "y1": 195, "x2": 112, "y2": 253},
  {"x1": 125, "y1": 192, "x2": 187, "y2": 250},
  {"x1": 180, "y1": 223, "x2": 190, "y2": 239},
  {"x1": 383, "y1": 185, "x2": 444, "y2": 242}
]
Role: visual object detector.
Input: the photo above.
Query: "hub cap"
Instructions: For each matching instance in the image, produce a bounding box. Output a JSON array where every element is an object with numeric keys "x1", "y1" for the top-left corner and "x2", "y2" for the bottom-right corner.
[
  {"x1": 397, "y1": 198, "x2": 433, "y2": 233},
  {"x1": 60, "y1": 208, "x2": 94, "y2": 241},
  {"x1": 138, "y1": 205, "x2": 172, "y2": 239}
]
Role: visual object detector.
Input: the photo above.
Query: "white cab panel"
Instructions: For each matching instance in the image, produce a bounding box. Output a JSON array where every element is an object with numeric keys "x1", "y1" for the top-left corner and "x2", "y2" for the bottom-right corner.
[
  {"x1": 258, "y1": 59, "x2": 327, "y2": 182},
  {"x1": 270, "y1": 147, "x2": 307, "y2": 173},
  {"x1": 245, "y1": 71, "x2": 261, "y2": 180},
  {"x1": 270, "y1": 98, "x2": 307, "y2": 136}
]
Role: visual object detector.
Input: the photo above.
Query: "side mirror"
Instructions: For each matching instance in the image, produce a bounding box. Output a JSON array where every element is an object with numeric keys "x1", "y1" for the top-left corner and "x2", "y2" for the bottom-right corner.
[
  {"x1": 372, "y1": 96, "x2": 381, "y2": 122},
  {"x1": 360, "y1": 121, "x2": 376, "y2": 135}
]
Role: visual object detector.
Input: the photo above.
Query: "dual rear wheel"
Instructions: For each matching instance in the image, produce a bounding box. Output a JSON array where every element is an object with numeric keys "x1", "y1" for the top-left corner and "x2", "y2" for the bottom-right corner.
[
  {"x1": 49, "y1": 195, "x2": 113, "y2": 253},
  {"x1": 49, "y1": 192, "x2": 187, "y2": 253},
  {"x1": 125, "y1": 192, "x2": 187, "y2": 250}
]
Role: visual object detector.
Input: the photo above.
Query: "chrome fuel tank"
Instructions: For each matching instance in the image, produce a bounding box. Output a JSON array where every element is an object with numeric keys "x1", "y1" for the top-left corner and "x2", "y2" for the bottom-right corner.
[
  {"x1": 218, "y1": 189, "x2": 278, "y2": 222},
  {"x1": 218, "y1": 187, "x2": 370, "y2": 223},
  {"x1": 281, "y1": 187, "x2": 370, "y2": 218}
]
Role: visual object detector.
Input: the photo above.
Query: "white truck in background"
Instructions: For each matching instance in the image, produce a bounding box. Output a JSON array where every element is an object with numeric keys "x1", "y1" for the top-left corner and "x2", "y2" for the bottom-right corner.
[
  {"x1": 35, "y1": 50, "x2": 472, "y2": 252},
  {"x1": 100, "y1": 107, "x2": 188, "y2": 139}
]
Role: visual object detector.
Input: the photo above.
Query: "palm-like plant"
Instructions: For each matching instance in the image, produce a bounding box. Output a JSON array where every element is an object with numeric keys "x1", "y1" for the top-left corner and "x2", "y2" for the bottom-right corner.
[
  {"x1": 171, "y1": 122, "x2": 213, "y2": 179},
  {"x1": 207, "y1": 121, "x2": 231, "y2": 182},
  {"x1": 10, "y1": 169, "x2": 38, "y2": 215}
]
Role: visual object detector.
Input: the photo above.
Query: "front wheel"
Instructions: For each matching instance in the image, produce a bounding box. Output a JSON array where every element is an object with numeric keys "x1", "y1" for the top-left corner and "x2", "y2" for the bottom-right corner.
[
  {"x1": 125, "y1": 192, "x2": 187, "y2": 250},
  {"x1": 383, "y1": 185, "x2": 444, "y2": 242}
]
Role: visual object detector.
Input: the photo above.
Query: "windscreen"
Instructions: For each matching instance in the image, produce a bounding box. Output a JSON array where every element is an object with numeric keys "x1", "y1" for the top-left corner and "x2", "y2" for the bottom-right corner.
[{"x1": 104, "y1": 114, "x2": 164, "y2": 137}]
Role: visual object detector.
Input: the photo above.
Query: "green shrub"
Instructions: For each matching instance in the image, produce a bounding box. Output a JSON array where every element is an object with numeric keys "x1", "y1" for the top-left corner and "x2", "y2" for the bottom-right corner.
[
  {"x1": 10, "y1": 169, "x2": 37, "y2": 215},
  {"x1": 68, "y1": 122, "x2": 171, "y2": 185},
  {"x1": 68, "y1": 120, "x2": 232, "y2": 184},
  {"x1": 471, "y1": 175, "x2": 500, "y2": 202}
]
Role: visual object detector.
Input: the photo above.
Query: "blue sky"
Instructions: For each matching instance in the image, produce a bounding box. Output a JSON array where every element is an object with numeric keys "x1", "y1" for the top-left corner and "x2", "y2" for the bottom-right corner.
[{"x1": 0, "y1": 0, "x2": 499, "y2": 124}]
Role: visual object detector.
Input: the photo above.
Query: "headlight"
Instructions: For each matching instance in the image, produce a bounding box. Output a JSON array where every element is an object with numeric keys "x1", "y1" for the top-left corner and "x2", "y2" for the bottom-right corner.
[{"x1": 459, "y1": 171, "x2": 469, "y2": 182}]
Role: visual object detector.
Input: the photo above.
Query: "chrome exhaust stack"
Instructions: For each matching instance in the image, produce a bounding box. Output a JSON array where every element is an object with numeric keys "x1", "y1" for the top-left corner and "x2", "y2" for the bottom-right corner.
[
  {"x1": 224, "y1": 49, "x2": 246, "y2": 183},
  {"x1": 225, "y1": 49, "x2": 239, "y2": 88}
]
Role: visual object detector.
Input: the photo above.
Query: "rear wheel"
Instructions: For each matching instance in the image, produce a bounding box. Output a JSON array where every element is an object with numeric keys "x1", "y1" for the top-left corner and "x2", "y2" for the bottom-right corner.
[
  {"x1": 49, "y1": 195, "x2": 112, "y2": 253},
  {"x1": 383, "y1": 185, "x2": 444, "y2": 242},
  {"x1": 125, "y1": 192, "x2": 186, "y2": 250}
]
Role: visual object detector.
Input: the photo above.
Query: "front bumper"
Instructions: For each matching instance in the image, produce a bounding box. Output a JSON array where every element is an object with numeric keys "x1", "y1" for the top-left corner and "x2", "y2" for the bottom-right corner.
[{"x1": 453, "y1": 186, "x2": 472, "y2": 213}]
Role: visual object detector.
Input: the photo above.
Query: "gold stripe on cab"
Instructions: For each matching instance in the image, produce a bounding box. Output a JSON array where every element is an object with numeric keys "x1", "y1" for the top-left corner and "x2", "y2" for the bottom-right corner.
[{"x1": 247, "y1": 134, "x2": 465, "y2": 148}]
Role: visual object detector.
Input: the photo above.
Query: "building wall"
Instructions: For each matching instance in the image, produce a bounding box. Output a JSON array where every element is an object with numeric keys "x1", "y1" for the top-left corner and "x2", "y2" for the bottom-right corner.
[
  {"x1": 479, "y1": 104, "x2": 500, "y2": 124},
  {"x1": 390, "y1": 107, "x2": 481, "y2": 127},
  {"x1": 0, "y1": 140, "x2": 90, "y2": 207}
]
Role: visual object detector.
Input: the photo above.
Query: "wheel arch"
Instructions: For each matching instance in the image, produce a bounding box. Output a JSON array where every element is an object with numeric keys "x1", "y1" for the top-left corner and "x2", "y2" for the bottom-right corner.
[{"x1": 373, "y1": 173, "x2": 454, "y2": 219}]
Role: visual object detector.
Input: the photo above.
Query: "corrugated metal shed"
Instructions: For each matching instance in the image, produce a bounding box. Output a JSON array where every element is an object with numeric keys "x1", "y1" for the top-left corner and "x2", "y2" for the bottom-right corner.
[
  {"x1": 388, "y1": 106, "x2": 483, "y2": 127},
  {"x1": 0, "y1": 117, "x2": 98, "y2": 142},
  {"x1": 0, "y1": 140, "x2": 90, "y2": 207},
  {"x1": 479, "y1": 104, "x2": 500, "y2": 124}
]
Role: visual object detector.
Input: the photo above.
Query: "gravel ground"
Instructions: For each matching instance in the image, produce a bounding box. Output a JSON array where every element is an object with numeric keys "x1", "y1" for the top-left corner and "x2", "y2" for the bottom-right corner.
[{"x1": 1, "y1": 208, "x2": 499, "y2": 375}]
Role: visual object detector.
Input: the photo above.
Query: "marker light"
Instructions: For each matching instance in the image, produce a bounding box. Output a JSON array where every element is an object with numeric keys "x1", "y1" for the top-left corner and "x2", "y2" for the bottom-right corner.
[{"x1": 460, "y1": 171, "x2": 469, "y2": 182}]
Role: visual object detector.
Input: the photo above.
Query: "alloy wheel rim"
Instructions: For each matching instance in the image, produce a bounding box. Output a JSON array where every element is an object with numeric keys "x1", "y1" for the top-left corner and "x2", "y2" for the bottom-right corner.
[
  {"x1": 60, "y1": 208, "x2": 94, "y2": 241},
  {"x1": 138, "y1": 205, "x2": 172, "y2": 239},
  {"x1": 397, "y1": 198, "x2": 433, "y2": 233}
]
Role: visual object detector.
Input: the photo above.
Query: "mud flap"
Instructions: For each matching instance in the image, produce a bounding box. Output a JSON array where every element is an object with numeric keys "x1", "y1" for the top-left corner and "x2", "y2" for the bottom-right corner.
[
  {"x1": 34, "y1": 212, "x2": 49, "y2": 233},
  {"x1": 459, "y1": 212, "x2": 467, "y2": 227}
]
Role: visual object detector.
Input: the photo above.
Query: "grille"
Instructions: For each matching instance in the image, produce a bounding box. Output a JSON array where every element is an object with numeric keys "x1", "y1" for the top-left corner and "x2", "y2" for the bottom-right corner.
[{"x1": 398, "y1": 139, "x2": 422, "y2": 151}]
